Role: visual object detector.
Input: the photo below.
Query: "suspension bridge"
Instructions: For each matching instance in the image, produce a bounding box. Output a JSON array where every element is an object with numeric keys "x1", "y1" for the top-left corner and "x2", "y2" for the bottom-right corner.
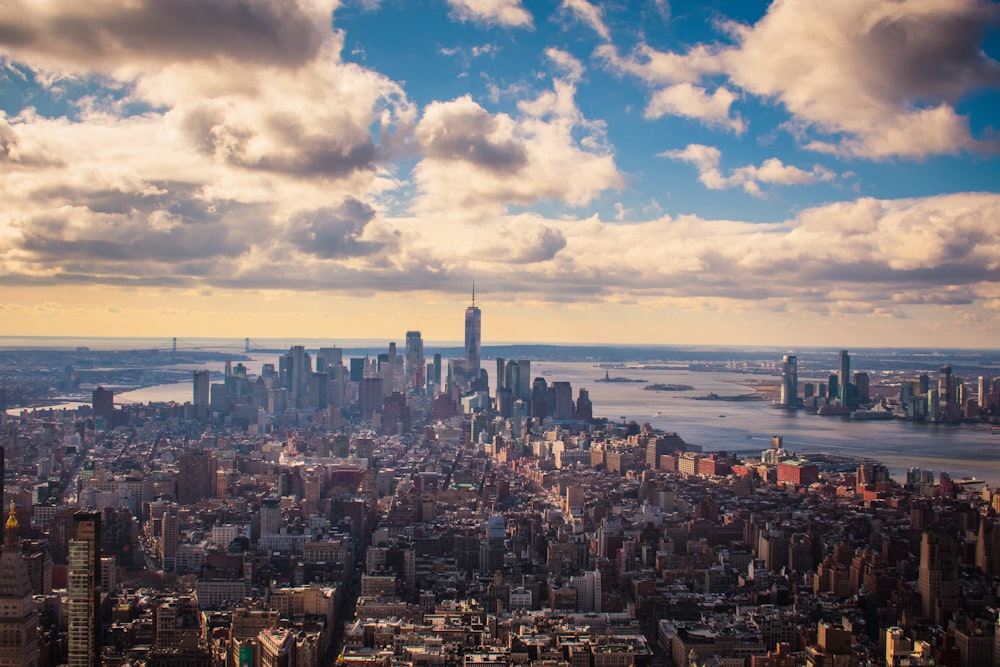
[{"x1": 153, "y1": 337, "x2": 254, "y2": 352}]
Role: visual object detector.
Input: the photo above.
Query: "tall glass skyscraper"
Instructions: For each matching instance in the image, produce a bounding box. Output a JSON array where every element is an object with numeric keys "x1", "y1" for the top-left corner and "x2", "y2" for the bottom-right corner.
[
  {"x1": 405, "y1": 331, "x2": 424, "y2": 393},
  {"x1": 780, "y1": 354, "x2": 798, "y2": 407},
  {"x1": 464, "y1": 288, "x2": 481, "y2": 380},
  {"x1": 68, "y1": 511, "x2": 101, "y2": 667},
  {"x1": 839, "y1": 350, "x2": 851, "y2": 404}
]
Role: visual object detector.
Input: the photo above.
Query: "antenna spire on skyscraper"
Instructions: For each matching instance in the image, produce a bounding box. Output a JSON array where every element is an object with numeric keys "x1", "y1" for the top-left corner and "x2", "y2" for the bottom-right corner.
[{"x1": 472, "y1": 281, "x2": 476, "y2": 307}]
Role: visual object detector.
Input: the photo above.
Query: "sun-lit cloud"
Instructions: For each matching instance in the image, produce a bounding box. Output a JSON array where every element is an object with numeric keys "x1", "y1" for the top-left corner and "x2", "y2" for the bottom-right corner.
[
  {"x1": 0, "y1": 0, "x2": 997, "y2": 347},
  {"x1": 0, "y1": 0, "x2": 339, "y2": 74},
  {"x1": 599, "y1": 0, "x2": 1000, "y2": 159},
  {"x1": 560, "y1": 0, "x2": 611, "y2": 41},
  {"x1": 545, "y1": 47, "x2": 585, "y2": 83},
  {"x1": 411, "y1": 78, "x2": 624, "y2": 216},
  {"x1": 661, "y1": 144, "x2": 835, "y2": 195},
  {"x1": 445, "y1": 0, "x2": 534, "y2": 28},
  {"x1": 645, "y1": 84, "x2": 745, "y2": 133},
  {"x1": 722, "y1": 0, "x2": 1000, "y2": 159}
]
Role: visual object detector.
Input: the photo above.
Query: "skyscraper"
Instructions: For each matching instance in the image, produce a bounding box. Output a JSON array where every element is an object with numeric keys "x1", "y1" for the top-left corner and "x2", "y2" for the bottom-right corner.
[
  {"x1": 316, "y1": 347, "x2": 342, "y2": 373},
  {"x1": 68, "y1": 511, "x2": 101, "y2": 667},
  {"x1": 91, "y1": 386, "x2": 114, "y2": 423},
  {"x1": 780, "y1": 354, "x2": 799, "y2": 407},
  {"x1": 0, "y1": 503, "x2": 38, "y2": 667},
  {"x1": 0, "y1": 447, "x2": 4, "y2": 548},
  {"x1": 838, "y1": 350, "x2": 850, "y2": 404},
  {"x1": 193, "y1": 370, "x2": 210, "y2": 413},
  {"x1": 178, "y1": 449, "x2": 215, "y2": 505},
  {"x1": 464, "y1": 287, "x2": 481, "y2": 383},
  {"x1": 938, "y1": 365, "x2": 953, "y2": 405},
  {"x1": 918, "y1": 530, "x2": 959, "y2": 625},
  {"x1": 405, "y1": 332, "x2": 425, "y2": 394}
]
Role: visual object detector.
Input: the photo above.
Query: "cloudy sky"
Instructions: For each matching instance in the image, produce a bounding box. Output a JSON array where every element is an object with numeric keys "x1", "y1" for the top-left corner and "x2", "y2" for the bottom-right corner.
[{"x1": 1, "y1": 0, "x2": 999, "y2": 348}]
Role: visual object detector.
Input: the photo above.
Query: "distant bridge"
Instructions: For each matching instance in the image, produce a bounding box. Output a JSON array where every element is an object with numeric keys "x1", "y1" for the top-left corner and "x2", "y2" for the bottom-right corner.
[{"x1": 154, "y1": 337, "x2": 253, "y2": 353}]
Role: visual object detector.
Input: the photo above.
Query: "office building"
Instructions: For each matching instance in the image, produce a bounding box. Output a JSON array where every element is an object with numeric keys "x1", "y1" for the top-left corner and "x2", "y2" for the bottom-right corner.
[
  {"x1": 193, "y1": 370, "x2": 210, "y2": 413},
  {"x1": 68, "y1": 511, "x2": 101, "y2": 667},
  {"x1": 405, "y1": 331, "x2": 424, "y2": 393},
  {"x1": 91, "y1": 386, "x2": 114, "y2": 423},
  {"x1": 159, "y1": 511, "x2": 179, "y2": 572},
  {"x1": 838, "y1": 350, "x2": 850, "y2": 404},
  {"x1": 178, "y1": 449, "x2": 215, "y2": 505},
  {"x1": 918, "y1": 530, "x2": 959, "y2": 625},
  {"x1": 939, "y1": 365, "x2": 953, "y2": 405},
  {"x1": 779, "y1": 355, "x2": 799, "y2": 407},
  {"x1": 260, "y1": 497, "x2": 281, "y2": 537},
  {"x1": 0, "y1": 447, "x2": 4, "y2": 547},
  {"x1": 316, "y1": 346, "x2": 342, "y2": 373},
  {"x1": 288, "y1": 345, "x2": 310, "y2": 406},
  {"x1": 495, "y1": 357, "x2": 506, "y2": 392},
  {"x1": 464, "y1": 288, "x2": 481, "y2": 383},
  {"x1": 853, "y1": 372, "x2": 870, "y2": 403},
  {"x1": 0, "y1": 503, "x2": 38, "y2": 667}
]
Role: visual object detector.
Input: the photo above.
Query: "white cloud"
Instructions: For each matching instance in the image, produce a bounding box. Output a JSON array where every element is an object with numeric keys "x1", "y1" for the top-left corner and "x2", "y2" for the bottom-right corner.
[
  {"x1": 445, "y1": 0, "x2": 533, "y2": 28},
  {"x1": 595, "y1": 41, "x2": 723, "y2": 86},
  {"x1": 546, "y1": 47, "x2": 585, "y2": 83},
  {"x1": 662, "y1": 143, "x2": 835, "y2": 195},
  {"x1": 560, "y1": 0, "x2": 611, "y2": 41},
  {"x1": 722, "y1": 0, "x2": 1000, "y2": 159},
  {"x1": 0, "y1": 0, "x2": 340, "y2": 75},
  {"x1": 600, "y1": 0, "x2": 1000, "y2": 159},
  {"x1": 645, "y1": 83, "x2": 745, "y2": 133},
  {"x1": 411, "y1": 79, "x2": 624, "y2": 216}
]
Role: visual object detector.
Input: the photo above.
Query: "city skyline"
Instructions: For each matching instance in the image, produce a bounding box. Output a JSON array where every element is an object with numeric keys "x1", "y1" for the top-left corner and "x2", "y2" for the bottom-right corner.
[{"x1": 1, "y1": 1, "x2": 999, "y2": 348}]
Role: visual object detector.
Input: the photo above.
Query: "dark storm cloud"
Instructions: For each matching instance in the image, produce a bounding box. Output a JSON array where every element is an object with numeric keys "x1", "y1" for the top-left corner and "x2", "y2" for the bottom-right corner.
[
  {"x1": 288, "y1": 199, "x2": 384, "y2": 259},
  {"x1": 0, "y1": 0, "x2": 329, "y2": 69}
]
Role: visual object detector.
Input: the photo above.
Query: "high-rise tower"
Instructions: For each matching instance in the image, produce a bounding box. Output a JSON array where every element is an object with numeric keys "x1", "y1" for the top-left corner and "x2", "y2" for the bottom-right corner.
[
  {"x1": 68, "y1": 511, "x2": 101, "y2": 667},
  {"x1": 838, "y1": 350, "x2": 851, "y2": 404},
  {"x1": 405, "y1": 331, "x2": 424, "y2": 393},
  {"x1": 0, "y1": 503, "x2": 38, "y2": 667},
  {"x1": 193, "y1": 370, "x2": 210, "y2": 414},
  {"x1": 780, "y1": 354, "x2": 799, "y2": 407},
  {"x1": 464, "y1": 286, "x2": 481, "y2": 382},
  {"x1": 938, "y1": 365, "x2": 953, "y2": 405}
]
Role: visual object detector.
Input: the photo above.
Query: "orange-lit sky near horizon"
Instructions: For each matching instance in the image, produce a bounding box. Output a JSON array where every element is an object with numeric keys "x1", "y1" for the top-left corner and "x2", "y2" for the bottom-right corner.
[{"x1": 1, "y1": 0, "x2": 999, "y2": 348}]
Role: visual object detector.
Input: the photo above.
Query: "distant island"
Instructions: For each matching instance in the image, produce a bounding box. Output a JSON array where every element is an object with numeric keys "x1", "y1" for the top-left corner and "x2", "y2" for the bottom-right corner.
[
  {"x1": 596, "y1": 371, "x2": 646, "y2": 383},
  {"x1": 644, "y1": 383, "x2": 695, "y2": 391}
]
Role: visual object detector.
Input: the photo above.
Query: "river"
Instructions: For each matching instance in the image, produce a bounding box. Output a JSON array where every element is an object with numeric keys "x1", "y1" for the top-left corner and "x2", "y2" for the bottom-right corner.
[
  {"x1": 531, "y1": 361, "x2": 1000, "y2": 488},
  {"x1": 103, "y1": 356, "x2": 1000, "y2": 489}
]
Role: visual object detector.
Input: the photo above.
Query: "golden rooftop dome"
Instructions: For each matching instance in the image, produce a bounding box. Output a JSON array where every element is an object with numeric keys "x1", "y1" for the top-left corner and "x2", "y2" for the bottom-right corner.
[{"x1": 4, "y1": 501, "x2": 17, "y2": 532}]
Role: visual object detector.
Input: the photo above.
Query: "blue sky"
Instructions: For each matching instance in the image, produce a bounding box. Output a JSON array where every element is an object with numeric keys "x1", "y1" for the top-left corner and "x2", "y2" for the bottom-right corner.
[{"x1": 1, "y1": 0, "x2": 999, "y2": 347}]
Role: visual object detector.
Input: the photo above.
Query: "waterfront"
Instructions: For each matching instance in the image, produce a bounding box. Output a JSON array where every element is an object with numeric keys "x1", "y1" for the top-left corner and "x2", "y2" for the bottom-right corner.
[
  {"x1": 534, "y1": 361, "x2": 1000, "y2": 488},
  {"x1": 5, "y1": 342, "x2": 999, "y2": 489},
  {"x1": 111, "y1": 356, "x2": 1000, "y2": 489}
]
